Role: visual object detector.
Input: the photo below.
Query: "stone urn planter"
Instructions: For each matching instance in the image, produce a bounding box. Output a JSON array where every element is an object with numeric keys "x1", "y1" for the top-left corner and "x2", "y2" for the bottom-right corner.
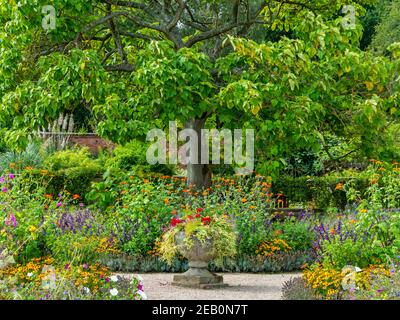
[{"x1": 172, "y1": 231, "x2": 227, "y2": 289}]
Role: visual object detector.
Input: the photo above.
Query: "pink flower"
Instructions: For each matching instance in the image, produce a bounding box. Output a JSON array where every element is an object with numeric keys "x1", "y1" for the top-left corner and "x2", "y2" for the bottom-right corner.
[
  {"x1": 10, "y1": 214, "x2": 17, "y2": 228},
  {"x1": 1, "y1": 187, "x2": 7, "y2": 193},
  {"x1": 8, "y1": 174, "x2": 15, "y2": 180},
  {"x1": 64, "y1": 264, "x2": 70, "y2": 270},
  {"x1": 56, "y1": 202, "x2": 62, "y2": 208}
]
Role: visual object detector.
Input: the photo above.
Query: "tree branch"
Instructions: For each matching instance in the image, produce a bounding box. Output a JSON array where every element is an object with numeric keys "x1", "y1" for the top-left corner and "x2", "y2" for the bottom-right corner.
[
  {"x1": 104, "y1": 63, "x2": 135, "y2": 72},
  {"x1": 166, "y1": 0, "x2": 186, "y2": 31}
]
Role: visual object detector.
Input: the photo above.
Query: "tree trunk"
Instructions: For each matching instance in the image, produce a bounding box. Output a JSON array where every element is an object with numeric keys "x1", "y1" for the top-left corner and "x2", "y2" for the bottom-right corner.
[{"x1": 185, "y1": 118, "x2": 212, "y2": 190}]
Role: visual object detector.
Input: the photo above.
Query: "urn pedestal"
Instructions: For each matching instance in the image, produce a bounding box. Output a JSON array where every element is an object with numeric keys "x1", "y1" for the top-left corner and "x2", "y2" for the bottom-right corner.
[{"x1": 171, "y1": 232, "x2": 227, "y2": 289}]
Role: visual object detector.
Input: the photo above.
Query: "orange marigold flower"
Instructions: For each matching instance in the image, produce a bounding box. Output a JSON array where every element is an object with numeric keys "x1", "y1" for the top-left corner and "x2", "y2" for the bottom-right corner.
[
  {"x1": 171, "y1": 209, "x2": 177, "y2": 215},
  {"x1": 72, "y1": 194, "x2": 80, "y2": 200},
  {"x1": 330, "y1": 228, "x2": 336, "y2": 235},
  {"x1": 241, "y1": 198, "x2": 248, "y2": 203},
  {"x1": 164, "y1": 198, "x2": 170, "y2": 204},
  {"x1": 335, "y1": 183, "x2": 344, "y2": 190},
  {"x1": 44, "y1": 194, "x2": 53, "y2": 199},
  {"x1": 378, "y1": 167, "x2": 385, "y2": 171}
]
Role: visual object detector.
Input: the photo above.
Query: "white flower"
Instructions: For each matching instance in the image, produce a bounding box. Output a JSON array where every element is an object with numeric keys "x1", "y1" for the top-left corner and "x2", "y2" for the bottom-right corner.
[
  {"x1": 110, "y1": 288, "x2": 119, "y2": 296},
  {"x1": 110, "y1": 275, "x2": 119, "y2": 282},
  {"x1": 355, "y1": 267, "x2": 362, "y2": 272},
  {"x1": 137, "y1": 290, "x2": 147, "y2": 300},
  {"x1": 83, "y1": 287, "x2": 90, "y2": 294},
  {"x1": 27, "y1": 272, "x2": 33, "y2": 277}
]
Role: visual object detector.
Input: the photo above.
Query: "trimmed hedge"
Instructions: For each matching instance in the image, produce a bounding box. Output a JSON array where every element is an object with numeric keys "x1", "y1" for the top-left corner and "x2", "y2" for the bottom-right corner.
[{"x1": 271, "y1": 176, "x2": 370, "y2": 210}]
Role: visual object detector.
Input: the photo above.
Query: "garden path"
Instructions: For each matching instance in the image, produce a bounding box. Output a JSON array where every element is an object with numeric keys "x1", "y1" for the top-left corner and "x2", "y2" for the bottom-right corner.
[{"x1": 122, "y1": 272, "x2": 301, "y2": 300}]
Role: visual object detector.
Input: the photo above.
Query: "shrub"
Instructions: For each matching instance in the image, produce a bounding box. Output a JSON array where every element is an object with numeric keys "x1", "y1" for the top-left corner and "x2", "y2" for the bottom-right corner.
[
  {"x1": 271, "y1": 219, "x2": 315, "y2": 251},
  {"x1": 303, "y1": 264, "x2": 344, "y2": 299},
  {"x1": 159, "y1": 213, "x2": 237, "y2": 268},
  {"x1": 104, "y1": 140, "x2": 175, "y2": 176},
  {"x1": 0, "y1": 141, "x2": 43, "y2": 173},
  {"x1": 271, "y1": 175, "x2": 369, "y2": 210},
  {"x1": 281, "y1": 277, "x2": 318, "y2": 300},
  {"x1": 22, "y1": 148, "x2": 104, "y2": 196},
  {"x1": 348, "y1": 264, "x2": 400, "y2": 300},
  {"x1": 0, "y1": 258, "x2": 145, "y2": 300}
]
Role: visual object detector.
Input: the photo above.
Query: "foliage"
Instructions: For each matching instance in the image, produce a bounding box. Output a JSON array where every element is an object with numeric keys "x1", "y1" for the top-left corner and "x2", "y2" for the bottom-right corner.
[
  {"x1": 369, "y1": 0, "x2": 400, "y2": 55},
  {"x1": 104, "y1": 140, "x2": 174, "y2": 176},
  {"x1": 347, "y1": 160, "x2": 400, "y2": 209},
  {"x1": 0, "y1": 141, "x2": 43, "y2": 173},
  {"x1": 159, "y1": 211, "x2": 237, "y2": 268},
  {"x1": 303, "y1": 264, "x2": 344, "y2": 299},
  {"x1": 271, "y1": 219, "x2": 315, "y2": 251},
  {"x1": 302, "y1": 263, "x2": 399, "y2": 300},
  {"x1": 0, "y1": 258, "x2": 145, "y2": 300},
  {"x1": 271, "y1": 175, "x2": 370, "y2": 210},
  {"x1": 255, "y1": 239, "x2": 292, "y2": 257},
  {"x1": 281, "y1": 276, "x2": 318, "y2": 300},
  {"x1": 21, "y1": 147, "x2": 104, "y2": 196},
  {"x1": 347, "y1": 264, "x2": 400, "y2": 300},
  {"x1": 0, "y1": 0, "x2": 398, "y2": 185}
]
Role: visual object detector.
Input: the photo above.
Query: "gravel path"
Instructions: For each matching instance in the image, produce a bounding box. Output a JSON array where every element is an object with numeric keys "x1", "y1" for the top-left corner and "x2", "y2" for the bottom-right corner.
[{"x1": 127, "y1": 273, "x2": 301, "y2": 300}]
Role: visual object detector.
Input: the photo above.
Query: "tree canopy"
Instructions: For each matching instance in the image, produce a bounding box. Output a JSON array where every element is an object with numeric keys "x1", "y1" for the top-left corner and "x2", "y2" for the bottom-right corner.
[{"x1": 0, "y1": 0, "x2": 399, "y2": 184}]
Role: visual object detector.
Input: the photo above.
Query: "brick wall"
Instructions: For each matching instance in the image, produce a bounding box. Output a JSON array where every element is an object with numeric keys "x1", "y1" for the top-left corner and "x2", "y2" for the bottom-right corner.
[{"x1": 69, "y1": 135, "x2": 115, "y2": 154}]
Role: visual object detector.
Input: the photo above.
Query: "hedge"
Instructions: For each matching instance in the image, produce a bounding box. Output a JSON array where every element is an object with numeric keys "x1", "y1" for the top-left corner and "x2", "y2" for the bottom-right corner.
[{"x1": 271, "y1": 176, "x2": 370, "y2": 210}]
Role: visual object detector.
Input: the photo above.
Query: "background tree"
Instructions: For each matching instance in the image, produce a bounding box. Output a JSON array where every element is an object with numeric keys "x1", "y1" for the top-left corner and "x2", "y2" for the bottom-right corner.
[
  {"x1": 369, "y1": 0, "x2": 400, "y2": 55},
  {"x1": 0, "y1": 0, "x2": 398, "y2": 188}
]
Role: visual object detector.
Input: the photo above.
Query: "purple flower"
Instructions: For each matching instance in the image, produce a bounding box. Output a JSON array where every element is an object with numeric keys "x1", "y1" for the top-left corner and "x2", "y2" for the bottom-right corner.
[
  {"x1": 137, "y1": 283, "x2": 143, "y2": 291},
  {"x1": 79, "y1": 203, "x2": 85, "y2": 208},
  {"x1": 56, "y1": 202, "x2": 62, "y2": 208},
  {"x1": 64, "y1": 264, "x2": 70, "y2": 270},
  {"x1": 10, "y1": 214, "x2": 17, "y2": 228},
  {"x1": 8, "y1": 174, "x2": 15, "y2": 180},
  {"x1": 105, "y1": 277, "x2": 110, "y2": 283},
  {"x1": 83, "y1": 263, "x2": 89, "y2": 270},
  {"x1": 377, "y1": 288, "x2": 384, "y2": 293}
]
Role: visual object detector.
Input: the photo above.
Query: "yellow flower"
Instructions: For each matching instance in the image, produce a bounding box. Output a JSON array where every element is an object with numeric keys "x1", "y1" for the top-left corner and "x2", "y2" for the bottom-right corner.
[{"x1": 28, "y1": 225, "x2": 37, "y2": 233}]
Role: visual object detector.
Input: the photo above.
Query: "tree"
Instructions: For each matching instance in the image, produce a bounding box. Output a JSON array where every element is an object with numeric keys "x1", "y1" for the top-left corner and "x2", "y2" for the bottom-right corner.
[
  {"x1": 369, "y1": 0, "x2": 400, "y2": 55},
  {"x1": 0, "y1": 0, "x2": 398, "y2": 188}
]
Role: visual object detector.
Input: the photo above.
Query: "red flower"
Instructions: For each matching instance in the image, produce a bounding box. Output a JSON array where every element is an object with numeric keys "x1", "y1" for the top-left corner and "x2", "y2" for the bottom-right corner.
[
  {"x1": 196, "y1": 208, "x2": 204, "y2": 213},
  {"x1": 201, "y1": 216, "x2": 211, "y2": 225},
  {"x1": 171, "y1": 217, "x2": 183, "y2": 227},
  {"x1": 195, "y1": 213, "x2": 201, "y2": 218},
  {"x1": 187, "y1": 215, "x2": 193, "y2": 220}
]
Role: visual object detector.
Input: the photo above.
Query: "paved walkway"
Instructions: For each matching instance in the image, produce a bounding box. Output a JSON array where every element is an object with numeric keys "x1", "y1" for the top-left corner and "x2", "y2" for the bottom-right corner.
[{"x1": 134, "y1": 273, "x2": 301, "y2": 300}]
